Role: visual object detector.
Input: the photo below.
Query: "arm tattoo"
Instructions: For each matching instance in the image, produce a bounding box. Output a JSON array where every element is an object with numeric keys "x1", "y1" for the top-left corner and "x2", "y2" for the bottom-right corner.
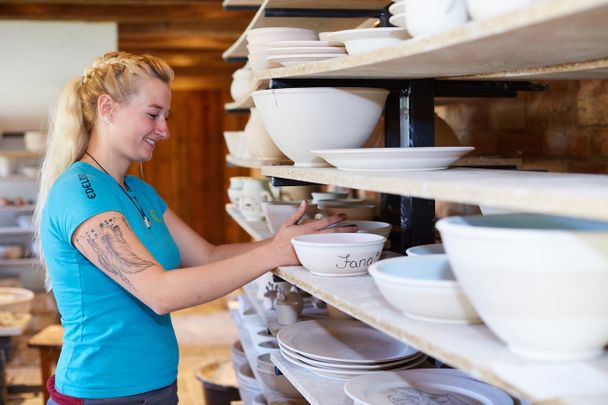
[{"x1": 75, "y1": 216, "x2": 154, "y2": 291}]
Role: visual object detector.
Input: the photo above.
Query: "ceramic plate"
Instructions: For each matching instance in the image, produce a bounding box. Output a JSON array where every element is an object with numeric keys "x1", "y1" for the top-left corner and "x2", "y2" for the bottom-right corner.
[
  {"x1": 312, "y1": 147, "x2": 475, "y2": 172},
  {"x1": 279, "y1": 343, "x2": 420, "y2": 370},
  {"x1": 280, "y1": 349, "x2": 428, "y2": 381},
  {"x1": 268, "y1": 46, "x2": 347, "y2": 55},
  {"x1": 277, "y1": 319, "x2": 418, "y2": 363},
  {"x1": 267, "y1": 53, "x2": 345, "y2": 67},
  {"x1": 267, "y1": 40, "x2": 344, "y2": 48},
  {"x1": 327, "y1": 27, "x2": 410, "y2": 42},
  {"x1": 344, "y1": 370, "x2": 514, "y2": 405},
  {"x1": 405, "y1": 243, "x2": 445, "y2": 256}
]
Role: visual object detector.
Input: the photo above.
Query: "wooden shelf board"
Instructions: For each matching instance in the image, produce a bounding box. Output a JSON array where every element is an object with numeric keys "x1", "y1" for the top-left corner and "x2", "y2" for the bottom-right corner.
[
  {"x1": 226, "y1": 154, "x2": 292, "y2": 169},
  {"x1": 256, "y1": 0, "x2": 608, "y2": 80},
  {"x1": 266, "y1": 0, "x2": 388, "y2": 9},
  {"x1": 262, "y1": 166, "x2": 608, "y2": 221},
  {"x1": 223, "y1": 0, "x2": 378, "y2": 60},
  {"x1": 272, "y1": 266, "x2": 608, "y2": 403},
  {"x1": 223, "y1": 0, "x2": 263, "y2": 8}
]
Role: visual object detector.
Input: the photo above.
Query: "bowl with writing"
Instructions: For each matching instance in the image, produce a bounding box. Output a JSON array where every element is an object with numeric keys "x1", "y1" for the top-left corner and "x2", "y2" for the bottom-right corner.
[{"x1": 291, "y1": 233, "x2": 385, "y2": 277}]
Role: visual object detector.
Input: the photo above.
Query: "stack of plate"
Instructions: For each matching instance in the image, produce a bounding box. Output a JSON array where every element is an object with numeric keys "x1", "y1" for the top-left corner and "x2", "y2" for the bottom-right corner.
[
  {"x1": 276, "y1": 319, "x2": 426, "y2": 381},
  {"x1": 267, "y1": 40, "x2": 346, "y2": 67}
]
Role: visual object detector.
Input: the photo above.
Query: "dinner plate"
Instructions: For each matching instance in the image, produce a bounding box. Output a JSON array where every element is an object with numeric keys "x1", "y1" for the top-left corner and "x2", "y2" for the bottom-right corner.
[
  {"x1": 279, "y1": 343, "x2": 421, "y2": 370},
  {"x1": 280, "y1": 349, "x2": 428, "y2": 381},
  {"x1": 267, "y1": 53, "x2": 345, "y2": 67},
  {"x1": 344, "y1": 370, "x2": 514, "y2": 405},
  {"x1": 312, "y1": 147, "x2": 475, "y2": 172},
  {"x1": 277, "y1": 319, "x2": 418, "y2": 363},
  {"x1": 267, "y1": 46, "x2": 347, "y2": 55}
]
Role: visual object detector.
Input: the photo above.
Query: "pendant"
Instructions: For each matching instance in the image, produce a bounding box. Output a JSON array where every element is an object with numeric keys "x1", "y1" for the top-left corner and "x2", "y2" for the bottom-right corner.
[{"x1": 144, "y1": 216, "x2": 151, "y2": 229}]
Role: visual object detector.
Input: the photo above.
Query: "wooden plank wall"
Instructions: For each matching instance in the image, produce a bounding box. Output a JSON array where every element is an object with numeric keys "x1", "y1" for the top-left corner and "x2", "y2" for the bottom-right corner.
[{"x1": 129, "y1": 87, "x2": 252, "y2": 245}]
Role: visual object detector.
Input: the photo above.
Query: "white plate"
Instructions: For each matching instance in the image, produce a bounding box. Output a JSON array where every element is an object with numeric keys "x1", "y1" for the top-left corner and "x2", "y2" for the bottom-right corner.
[
  {"x1": 312, "y1": 147, "x2": 475, "y2": 172},
  {"x1": 268, "y1": 46, "x2": 346, "y2": 55},
  {"x1": 326, "y1": 27, "x2": 410, "y2": 55},
  {"x1": 405, "y1": 243, "x2": 445, "y2": 256},
  {"x1": 267, "y1": 40, "x2": 344, "y2": 48},
  {"x1": 267, "y1": 53, "x2": 345, "y2": 67},
  {"x1": 280, "y1": 349, "x2": 428, "y2": 381},
  {"x1": 279, "y1": 343, "x2": 421, "y2": 370},
  {"x1": 277, "y1": 319, "x2": 418, "y2": 364},
  {"x1": 345, "y1": 370, "x2": 514, "y2": 405}
]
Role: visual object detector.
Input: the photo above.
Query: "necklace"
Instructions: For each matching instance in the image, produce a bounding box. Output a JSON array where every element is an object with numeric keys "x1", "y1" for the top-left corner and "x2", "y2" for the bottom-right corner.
[{"x1": 84, "y1": 152, "x2": 151, "y2": 229}]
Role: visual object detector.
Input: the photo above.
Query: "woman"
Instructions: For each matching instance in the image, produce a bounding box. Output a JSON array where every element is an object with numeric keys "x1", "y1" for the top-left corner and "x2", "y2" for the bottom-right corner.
[{"x1": 35, "y1": 51, "x2": 354, "y2": 404}]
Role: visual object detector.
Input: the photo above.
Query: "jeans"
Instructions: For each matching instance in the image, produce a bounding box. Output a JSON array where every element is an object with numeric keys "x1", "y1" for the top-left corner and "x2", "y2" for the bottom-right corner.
[{"x1": 47, "y1": 381, "x2": 178, "y2": 405}]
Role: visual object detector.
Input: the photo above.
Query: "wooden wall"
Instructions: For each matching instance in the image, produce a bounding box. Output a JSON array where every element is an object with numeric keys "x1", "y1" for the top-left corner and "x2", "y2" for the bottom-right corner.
[{"x1": 129, "y1": 86, "x2": 252, "y2": 245}]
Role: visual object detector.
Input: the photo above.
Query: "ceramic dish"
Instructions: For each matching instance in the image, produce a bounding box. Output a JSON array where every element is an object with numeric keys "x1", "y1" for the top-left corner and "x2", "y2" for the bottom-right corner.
[
  {"x1": 223, "y1": 131, "x2": 243, "y2": 157},
  {"x1": 267, "y1": 53, "x2": 344, "y2": 67},
  {"x1": 327, "y1": 28, "x2": 410, "y2": 55},
  {"x1": 252, "y1": 87, "x2": 388, "y2": 167},
  {"x1": 467, "y1": 0, "x2": 537, "y2": 20},
  {"x1": 277, "y1": 320, "x2": 418, "y2": 364},
  {"x1": 388, "y1": 1, "x2": 406, "y2": 15},
  {"x1": 436, "y1": 214, "x2": 608, "y2": 361},
  {"x1": 336, "y1": 220, "x2": 392, "y2": 239},
  {"x1": 292, "y1": 233, "x2": 385, "y2": 276},
  {"x1": 344, "y1": 370, "x2": 514, "y2": 405},
  {"x1": 405, "y1": 0, "x2": 468, "y2": 37},
  {"x1": 246, "y1": 27, "x2": 319, "y2": 45},
  {"x1": 318, "y1": 204, "x2": 376, "y2": 221},
  {"x1": 389, "y1": 12, "x2": 407, "y2": 28},
  {"x1": 267, "y1": 40, "x2": 344, "y2": 48},
  {"x1": 313, "y1": 147, "x2": 475, "y2": 171},
  {"x1": 405, "y1": 243, "x2": 445, "y2": 256},
  {"x1": 369, "y1": 255, "x2": 480, "y2": 324},
  {"x1": 267, "y1": 46, "x2": 346, "y2": 55}
]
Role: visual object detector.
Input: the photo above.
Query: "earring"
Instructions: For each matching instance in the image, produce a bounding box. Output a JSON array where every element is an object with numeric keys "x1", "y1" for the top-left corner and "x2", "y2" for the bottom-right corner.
[{"x1": 103, "y1": 116, "x2": 110, "y2": 125}]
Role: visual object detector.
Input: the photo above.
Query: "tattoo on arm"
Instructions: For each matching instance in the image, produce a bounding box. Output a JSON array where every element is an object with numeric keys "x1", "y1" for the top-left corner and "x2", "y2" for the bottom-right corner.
[{"x1": 75, "y1": 216, "x2": 154, "y2": 291}]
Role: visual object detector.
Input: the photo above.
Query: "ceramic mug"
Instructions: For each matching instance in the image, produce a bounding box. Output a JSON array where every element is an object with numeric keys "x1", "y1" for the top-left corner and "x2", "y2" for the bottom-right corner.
[
  {"x1": 228, "y1": 176, "x2": 251, "y2": 204},
  {"x1": 405, "y1": 0, "x2": 468, "y2": 37},
  {"x1": 276, "y1": 301, "x2": 299, "y2": 326},
  {"x1": 239, "y1": 178, "x2": 273, "y2": 221}
]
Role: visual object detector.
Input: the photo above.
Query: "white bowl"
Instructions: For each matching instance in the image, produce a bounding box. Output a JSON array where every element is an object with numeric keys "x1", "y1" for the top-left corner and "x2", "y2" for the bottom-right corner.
[
  {"x1": 327, "y1": 27, "x2": 410, "y2": 55},
  {"x1": 406, "y1": 243, "x2": 445, "y2": 256},
  {"x1": 244, "y1": 108, "x2": 285, "y2": 160},
  {"x1": 256, "y1": 362, "x2": 303, "y2": 398},
  {"x1": 311, "y1": 191, "x2": 349, "y2": 203},
  {"x1": 436, "y1": 214, "x2": 608, "y2": 361},
  {"x1": 405, "y1": 0, "x2": 468, "y2": 37},
  {"x1": 24, "y1": 130, "x2": 46, "y2": 152},
  {"x1": 261, "y1": 201, "x2": 319, "y2": 234},
  {"x1": 230, "y1": 68, "x2": 253, "y2": 101},
  {"x1": 248, "y1": 52, "x2": 280, "y2": 71},
  {"x1": 292, "y1": 233, "x2": 385, "y2": 277},
  {"x1": 223, "y1": 131, "x2": 243, "y2": 157},
  {"x1": 0, "y1": 287, "x2": 35, "y2": 312},
  {"x1": 230, "y1": 341, "x2": 248, "y2": 369},
  {"x1": 252, "y1": 87, "x2": 389, "y2": 167},
  {"x1": 268, "y1": 53, "x2": 345, "y2": 67},
  {"x1": 389, "y1": 12, "x2": 407, "y2": 28},
  {"x1": 318, "y1": 203, "x2": 375, "y2": 221},
  {"x1": 336, "y1": 220, "x2": 392, "y2": 239},
  {"x1": 388, "y1": 1, "x2": 406, "y2": 15},
  {"x1": 369, "y1": 255, "x2": 480, "y2": 324},
  {"x1": 247, "y1": 27, "x2": 319, "y2": 45},
  {"x1": 267, "y1": 46, "x2": 346, "y2": 55},
  {"x1": 467, "y1": 0, "x2": 536, "y2": 20},
  {"x1": 267, "y1": 40, "x2": 343, "y2": 48}
]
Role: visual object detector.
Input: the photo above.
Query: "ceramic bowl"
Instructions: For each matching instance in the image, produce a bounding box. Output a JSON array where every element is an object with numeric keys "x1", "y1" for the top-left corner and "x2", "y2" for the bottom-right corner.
[
  {"x1": 224, "y1": 132, "x2": 243, "y2": 157},
  {"x1": 230, "y1": 68, "x2": 253, "y2": 101},
  {"x1": 292, "y1": 233, "x2": 385, "y2": 277},
  {"x1": 244, "y1": 108, "x2": 286, "y2": 160},
  {"x1": 436, "y1": 214, "x2": 608, "y2": 361},
  {"x1": 335, "y1": 220, "x2": 392, "y2": 239},
  {"x1": 246, "y1": 27, "x2": 319, "y2": 45},
  {"x1": 257, "y1": 340, "x2": 280, "y2": 354},
  {"x1": 327, "y1": 28, "x2": 410, "y2": 55},
  {"x1": 0, "y1": 287, "x2": 34, "y2": 312},
  {"x1": 467, "y1": 0, "x2": 536, "y2": 20},
  {"x1": 256, "y1": 359, "x2": 303, "y2": 398},
  {"x1": 261, "y1": 201, "x2": 319, "y2": 234},
  {"x1": 405, "y1": 243, "x2": 445, "y2": 256},
  {"x1": 389, "y1": 12, "x2": 407, "y2": 28},
  {"x1": 252, "y1": 87, "x2": 389, "y2": 167},
  {"x1": 369, "y1": 255, "x2": 480, "y2": 324},
  {"x1": 311, "y1": 191, "x2": 349, "y2": 203},
  {"x1": 248, "y1": 52, "x2": 280, "y2": 71},
  {"x1": 388, "y1": 0, "x2": 406, "y2": 15},
  {"x1": 230, "y1": 340, "x2": 248, "y2": 368},
  {"x1": 319, "y1": 204, "x2": 375, "y2": 221},
  {"x1": 405, "y1": 0, "x2": 468, "y2": 37}
]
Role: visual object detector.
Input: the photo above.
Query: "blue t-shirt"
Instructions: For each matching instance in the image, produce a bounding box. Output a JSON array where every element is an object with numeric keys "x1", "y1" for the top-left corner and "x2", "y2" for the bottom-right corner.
[{"x1": 40, "y1": 162, "x2": 181, "y2": 398}]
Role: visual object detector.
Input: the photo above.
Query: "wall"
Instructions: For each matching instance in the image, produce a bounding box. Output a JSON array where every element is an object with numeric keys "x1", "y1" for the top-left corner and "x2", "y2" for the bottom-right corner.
[
  {"x1": 0, "y1": 20, "x2": 117, "y2": 132},
  {"x1": 436, "y1": 80, "x2": 608, "y2": 174}
]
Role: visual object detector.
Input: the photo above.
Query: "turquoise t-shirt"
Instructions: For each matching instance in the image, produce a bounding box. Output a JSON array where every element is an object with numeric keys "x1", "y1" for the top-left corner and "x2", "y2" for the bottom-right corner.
[{"x1": 40, "y1": 162, "x2": 181, "y2": 398}]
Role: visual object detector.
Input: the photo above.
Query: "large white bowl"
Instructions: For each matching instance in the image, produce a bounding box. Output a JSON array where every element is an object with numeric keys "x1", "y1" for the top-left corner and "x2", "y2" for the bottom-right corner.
[
  {"x1": 436, "y1": 214, "x2": 608, "y2": 361},
  {"x1": 244, "y1": 108, "x2": 285, "y2": 160},
  {"x1": 247, "y1": 27, "x2": 319, "y2": 45},
  {"x1": 405, "y1": 0, "x2": 468, "y2": 37},
  {"x1": 223, "y1": 131, "x2": 243, "y2": 157},
  {"x1": 252, "y1": 87, "x2": 389, "y2": 167},
  {"x1": 369, "y1": 255, "x2": 480, "y2": 324},
  {"x1": 327, "y1": 28, "x2": 410, "y2": 55},
  {"x1": 230, "y1": 68, "x2": 253, "y2": 101},
  {"x1": 467, "y1": 0, "x2": 537, "y2": 20},
  {"x1": 335, "y1": 220, "x2": 392, "y2": 239},
  {"x1": 256, "y1": 360, "x2": 303, "y2": 398},
  {"x1": 292, "y1": 233, "x2": 385, "y2": 277}
]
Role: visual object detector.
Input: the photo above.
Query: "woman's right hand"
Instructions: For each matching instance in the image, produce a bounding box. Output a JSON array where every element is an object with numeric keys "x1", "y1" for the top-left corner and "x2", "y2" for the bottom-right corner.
[{"x1": 268, "y1": 200, "x2": 359, "y2": 267}]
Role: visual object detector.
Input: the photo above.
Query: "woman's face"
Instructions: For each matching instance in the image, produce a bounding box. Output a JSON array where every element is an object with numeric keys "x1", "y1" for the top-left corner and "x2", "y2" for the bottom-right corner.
[{"x1": 109, "y1": 78, "x2": 171, "y2": 163}]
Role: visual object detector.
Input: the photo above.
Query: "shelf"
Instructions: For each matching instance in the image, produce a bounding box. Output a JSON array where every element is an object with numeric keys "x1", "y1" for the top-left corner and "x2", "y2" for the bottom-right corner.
[
  {"x1": 0, "y1": 313, "x2": 31, "y2": 337},
  {"x1": 262, "y1": 166, "x2": 608, "y2": 222},
  {"x1": 223, "y1": 0, "x2": 263, "y2": 9},
  {"x1": 0, "y1": 227, "x2": 31, "y2": 235},
  {"x1": 226, "y1": 154, "x2": 292, "y2": 169},
  {"x1": 223, "y1": 0, "x2": 379, "y2": 61},
  {"x1": 272, "y1": 265, "x2": 608, "y2": 404},
  {"x1": 0, "y1": 258, "x2": 37, "y2": 266},
  {"x1": 0, "y1": 150, "x2": 43, "y2": 159},
  {"x1": 256, "y1": 0, "x2": 608, "y2": 81},
  {"x1": 225, "y1": 204, "x2": 271, "y2": 241},
  {"x1": 225, "y1": 79, "x2": 266, "y2": 112},
  {"x1": 0, "y1": 205, "x2": 35, "y2": 213}
]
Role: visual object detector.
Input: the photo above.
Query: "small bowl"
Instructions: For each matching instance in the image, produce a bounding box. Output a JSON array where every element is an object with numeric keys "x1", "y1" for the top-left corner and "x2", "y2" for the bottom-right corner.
[
  {"x1": 327, "y1": 28, "x2": 410, "y2": 55},
  {"x1": 246, "y1": 27, "x2": 319, "y2": 45},
  {"x1": 320, "y1": 204, "x2": 375, "y2": 221},
  {"x1": 311, "y1": 191, "x2": 349, "y2": 203},
  {"x1": 0, "y1": 287, "x2": 35, "y2": 312},
  {"x1": 405, "y1": 243, "x2": 445, "y2": 256},
  {"x1": 256, "y1": 361, "x2": 303, "y2": 398},
  {"x1": 369, "y1": 255, "x2": 480, "y2": 324},
  {"x1": 224, "y1": 131, "x2": 243, "y2": 157},
  {"x1": 256, "y1": 353, "x2": 275, "y2": 374},
  {"x1": 292, "y1": 233, "x2": 385, "y2": 277},
  {"x1": 335, "y1": 220, "x2": 392, "y2": 239}
]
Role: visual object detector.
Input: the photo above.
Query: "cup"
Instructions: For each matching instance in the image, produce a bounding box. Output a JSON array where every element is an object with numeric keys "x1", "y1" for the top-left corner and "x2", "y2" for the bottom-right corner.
[
  {"x1": 276, "y1": 301, "x2": 299, "y2": 325},
  {"x1": 239, "y1": 178, "x2": 274, "y2": 221},
  {"x1": 228, "y1": 176, "x2": 250, "y2": 204},
  {"x1": 311, "y1": 191, "x2": 349, "y2": 204}
]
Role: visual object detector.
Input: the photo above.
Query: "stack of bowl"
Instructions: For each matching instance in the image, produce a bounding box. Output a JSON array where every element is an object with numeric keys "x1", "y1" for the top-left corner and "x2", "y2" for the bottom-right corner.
[
  {"x1": 256, "y1": 353, "x2": 303, "y2": 399},
  {"x1": 230, "y1": 66, "x2": 254, "y2": 102},
  {"x1": 266, "y1": 40, "x2": 346, "y2": 67},
  {"x1": 246, "y1": 27, "x2": 319, "y2": 71},
  {"x1": 389, "y1": 0, "x2": 468, "y2": 38},
  {"x1": 327, "y1": 27, "x2": 410, "y2": 55}
]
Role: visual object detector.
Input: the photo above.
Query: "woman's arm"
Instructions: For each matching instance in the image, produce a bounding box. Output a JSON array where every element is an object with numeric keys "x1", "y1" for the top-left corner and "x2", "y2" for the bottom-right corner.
[
  {"x1": 72, "y1": 203, "x2": 353, "y2": 315},
  {"x1": 163, "y1": 208, "x2": 271, "y2": 267}
]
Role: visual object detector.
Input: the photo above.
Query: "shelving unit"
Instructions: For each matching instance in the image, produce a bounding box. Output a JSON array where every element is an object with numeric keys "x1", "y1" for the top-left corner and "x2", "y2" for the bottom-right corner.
[
  {"x1": 225, "y1": 204, "x2": 270, "y2": 241},
  {"x1": 225, "y1": 79, "x2": 265, "y2": 112},
  {"x1": 222, "y1": 0, "x2": 608, "y2": 404},
  {"x1": 226, "y1": 154, "x2": 292, "y2": 169}
]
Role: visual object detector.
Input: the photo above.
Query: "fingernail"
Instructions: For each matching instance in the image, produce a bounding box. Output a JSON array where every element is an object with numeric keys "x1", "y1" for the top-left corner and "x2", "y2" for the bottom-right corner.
[{"x1": 299, "y1": 200, "x2": 305, "y2": 207}]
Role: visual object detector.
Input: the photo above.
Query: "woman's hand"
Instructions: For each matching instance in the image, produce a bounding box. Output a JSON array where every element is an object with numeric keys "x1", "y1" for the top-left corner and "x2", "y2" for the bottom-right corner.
[{"x1": 268, "y1": 200, "x2": 359, "y2": 267}]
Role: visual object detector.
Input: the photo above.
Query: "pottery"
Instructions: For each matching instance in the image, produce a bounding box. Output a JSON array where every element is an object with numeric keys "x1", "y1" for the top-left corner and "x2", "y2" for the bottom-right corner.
[
  {"x1": 230, "y1": 67, "x2": 253, "y2": 101},
  {"x1": 405, "y1": 243, "x2": 445, "y2": 256},
  {"x1": 227, "y1": 176, "x2": 250, "y2": 204},
  {"x1": 437, "y1": 214, "x2": 608, "y2": 360},
  {"x1": 319, "y1": 204, "x2": 375, "y2": 221},
  {"x1": 248, "y1": 52, "x2": 281, "y2": 71},
  {"x1": 336, "y1": 220, "x2": 392, "y2": 239},
  {"x1": 467, "y1": 0, "x2": 537, "y2": 20},
  {"x1": 267, "y1": 53, "x2": 345, "y2": 67},
  {"x1": 404, "y1": 0, "x2": 468, "y2": 37},
  {"x1": 256, "y1": 357, "x2": 303, "y2": 398},
  {"x1": 369, "y1": 255, "x2": 481, "y2": 324},
  {"x1": 238, "y1": 178, "x2": 274, "y2": 221},
  {"x1": 280, "y1": 185, "x2": 320, "y2": 202},
  {"x1": 223, "y1": 131, "x2": 242, "y2": 158},
  {"x1": 0, "y1": 287, "x2": 34, "y2": 312},
  {"x1": 327, "y1": 28, "x2": 410, "y2": 55},
  {"x1": 246, "y1": 27, "x2": 319, "y2": 45},
  {"x1": 24, "y1": 130, "x2": 46, "y2": 152},
  {"x1": 292, "y1": 233, "x2": 385, "y2": 277},
  {"x1": 244, "y1": 108, "x2": 286, "y2": 160},
  {"x1": 261, "y1": 201, "x2": 320, "y2": 234},
  {"x1": 0, "y1": 157, "x2": 16, "y2": 177},
  {"x1": 311, "y1": 191, "x2": 349, "y2": 203},
  {"x1": 252, "y1": 87, "x2": 389, "y2": 167},
  {"x1": 276, "y1": 301, "x2": 299, "y2": 325}
]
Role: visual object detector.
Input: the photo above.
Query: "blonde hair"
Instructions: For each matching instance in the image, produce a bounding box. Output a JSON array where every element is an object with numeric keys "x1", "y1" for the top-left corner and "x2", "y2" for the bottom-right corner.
[{"x1": 34, "y1": 51, "x2": 174, "y2": 289}]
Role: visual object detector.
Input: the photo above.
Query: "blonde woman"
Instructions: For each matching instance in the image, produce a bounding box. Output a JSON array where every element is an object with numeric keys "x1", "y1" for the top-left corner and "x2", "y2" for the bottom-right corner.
[{"x1": 35, "y1": 51, "x2": 354, "y2": 404}]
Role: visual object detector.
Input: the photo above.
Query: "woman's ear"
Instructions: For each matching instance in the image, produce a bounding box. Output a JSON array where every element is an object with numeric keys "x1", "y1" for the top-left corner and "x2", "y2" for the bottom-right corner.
[{"x1": 97, "y1": 94, "x2": 114, "y2": 124}]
